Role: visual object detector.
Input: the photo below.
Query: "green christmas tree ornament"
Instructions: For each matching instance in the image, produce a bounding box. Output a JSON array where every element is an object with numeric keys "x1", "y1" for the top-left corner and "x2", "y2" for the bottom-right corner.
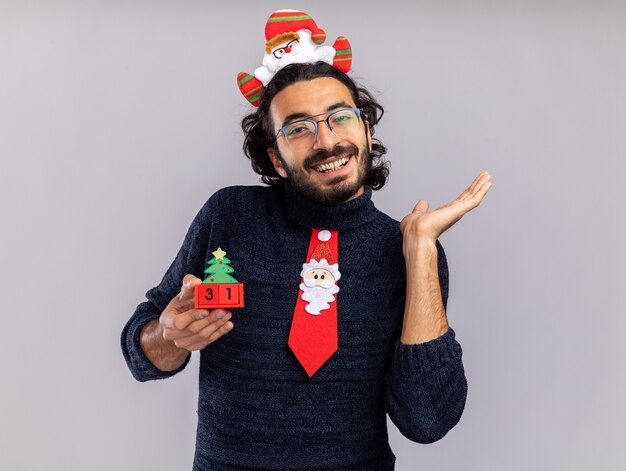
[
  {"x1": 203, "y1": 248, "x2": 239, "y2": 284},
  {"x1": 195, "y1": 248, "x2": 245, "y2": 309}
]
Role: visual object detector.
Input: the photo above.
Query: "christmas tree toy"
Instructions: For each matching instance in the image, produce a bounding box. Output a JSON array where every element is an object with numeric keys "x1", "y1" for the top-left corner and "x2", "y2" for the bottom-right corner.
[{"x1": 195, "y1": 248, "x2": 245, "y2": 309}]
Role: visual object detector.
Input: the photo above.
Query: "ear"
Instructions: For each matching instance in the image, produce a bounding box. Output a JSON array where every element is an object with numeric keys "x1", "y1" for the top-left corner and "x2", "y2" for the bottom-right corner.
[
  {"x1": 267, "y1": 147, "x2": 288, "y2": 178},
  {"x1": 364, "y1": 119, "x2": 373, "y2": 152}
]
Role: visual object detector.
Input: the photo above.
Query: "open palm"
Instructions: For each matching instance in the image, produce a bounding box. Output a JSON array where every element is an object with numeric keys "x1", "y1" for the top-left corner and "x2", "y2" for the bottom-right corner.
[{"x1": 400, "y1": 171, "x2": 493, "y2": 246}]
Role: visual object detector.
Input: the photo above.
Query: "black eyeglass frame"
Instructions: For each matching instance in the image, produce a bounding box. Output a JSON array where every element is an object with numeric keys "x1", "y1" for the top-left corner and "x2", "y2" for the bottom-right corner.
[
  {"x1": 273, "y1": 107, "x2": 363, "y2": 146},
  {"x1": 272, "y1": 39, "x2": 300, "y2": 59}
]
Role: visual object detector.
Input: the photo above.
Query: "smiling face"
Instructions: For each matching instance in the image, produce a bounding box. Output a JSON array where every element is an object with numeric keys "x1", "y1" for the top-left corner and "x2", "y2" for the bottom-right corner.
[
  {"x1": 303, "y1": 268, "x2": 336, "y2": 286},
  {"x1": 267, "y1": 77, "x2": 372, "y2": 206}
]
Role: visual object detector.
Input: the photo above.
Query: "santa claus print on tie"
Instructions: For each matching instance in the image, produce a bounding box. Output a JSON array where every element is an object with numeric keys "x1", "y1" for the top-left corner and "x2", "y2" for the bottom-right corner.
[{"x1": 299, "y1": 230, "x2": 341, "y2": 315}]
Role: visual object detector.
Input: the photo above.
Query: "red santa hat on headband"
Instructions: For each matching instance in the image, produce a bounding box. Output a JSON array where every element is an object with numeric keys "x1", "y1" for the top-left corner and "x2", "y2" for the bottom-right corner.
[{"x1": 265, "y1": 10, "x2": 327, "y2": 46}]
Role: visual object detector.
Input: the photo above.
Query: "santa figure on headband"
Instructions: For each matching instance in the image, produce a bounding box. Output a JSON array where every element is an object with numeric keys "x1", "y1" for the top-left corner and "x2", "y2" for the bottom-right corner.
[{"x1": 237, "y1": 9, "x2": 352, "y2": 106}]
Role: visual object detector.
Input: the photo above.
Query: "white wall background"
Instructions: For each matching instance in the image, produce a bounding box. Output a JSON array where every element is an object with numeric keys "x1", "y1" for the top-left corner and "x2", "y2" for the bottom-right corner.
[{"x1": 1, "y1": 1, "x2": 625, "y2": 469}]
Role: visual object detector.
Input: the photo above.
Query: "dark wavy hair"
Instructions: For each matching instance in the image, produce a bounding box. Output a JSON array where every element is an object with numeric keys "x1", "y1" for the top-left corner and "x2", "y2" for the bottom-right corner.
[{"x1": 241, "y1": 61, "x2": 389, "y2": 189}]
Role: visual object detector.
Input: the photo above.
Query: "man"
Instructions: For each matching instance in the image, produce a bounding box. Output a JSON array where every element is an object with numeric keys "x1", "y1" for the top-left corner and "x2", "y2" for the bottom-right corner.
[{"x1": 121, "y1": 61, "x2": 492, "y2": 470}]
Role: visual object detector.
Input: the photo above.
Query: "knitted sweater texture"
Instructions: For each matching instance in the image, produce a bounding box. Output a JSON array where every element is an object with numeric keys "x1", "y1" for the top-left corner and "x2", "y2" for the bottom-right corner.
[{"x1": 121, "y1": 181, "x2": 467, "y2": 470}]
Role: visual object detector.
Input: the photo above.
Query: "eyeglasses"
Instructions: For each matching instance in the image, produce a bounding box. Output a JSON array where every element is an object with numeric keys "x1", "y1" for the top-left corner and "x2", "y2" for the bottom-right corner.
[
  {"x1": 272, "y1": 39, "x2": 299, "y2": 59},
  {"x1": 274, "y1": 107, "x2": 362, "y2": 149}
]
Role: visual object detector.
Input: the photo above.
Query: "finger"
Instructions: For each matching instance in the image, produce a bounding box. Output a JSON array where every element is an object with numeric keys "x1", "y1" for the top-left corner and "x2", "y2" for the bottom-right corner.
[
  {"x1": 459, "y1": 172, "x2": 491, "y2": 203},
  {"x1": 176, "y1": 320, "x2": 234, "y2": 350},
  {"x1": 178, "y1": 274, "x2": 202, "y2": 302},
  {"x1": 461, "y1": 178, "x2": 493, "y2": 211},
  {"x1": 174, "y1": 309, "x2": 232, "y2": 333},
  {"x1": 411, "y1": 199, "x2": 429, "y2": 214},
  {"x1": 161, "y1": 311, "x2": 207, "y2": 342},
  {"x1": 472, "y1": 179, "x2": 493, "y2": 202},
  {"x1": 163, "y1": 308, "x2": 231, "y2": 337},
  {"x1": 466, "y1": 174, "x2": 493, "y2": 201},
  {"x1": 464, "y1": 171, "x2": 491, "y2": 199},
  {"x1": 458, "y1": 171, "x2": 491, "y2": 201},
  {"x1": 169, "y1": 274, "x2": 202, "y2": 314},
  {"x1": 161, "y1": 306, "x2": 207, "y2": 332},
  {"x1": 184, "y1": 321, "x2": 235, "y2": 351}
]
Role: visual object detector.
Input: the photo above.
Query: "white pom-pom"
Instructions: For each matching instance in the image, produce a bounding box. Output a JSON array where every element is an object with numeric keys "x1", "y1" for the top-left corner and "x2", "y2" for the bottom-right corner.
[{"x1": 318, "y1": 230, "x2": 331, "y2": 241}]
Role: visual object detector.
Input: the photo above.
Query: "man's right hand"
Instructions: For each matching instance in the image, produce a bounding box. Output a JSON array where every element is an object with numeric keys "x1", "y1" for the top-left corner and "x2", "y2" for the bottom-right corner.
[{"x1": 160, "y1": 274, "x2": 234, "y2": 352}]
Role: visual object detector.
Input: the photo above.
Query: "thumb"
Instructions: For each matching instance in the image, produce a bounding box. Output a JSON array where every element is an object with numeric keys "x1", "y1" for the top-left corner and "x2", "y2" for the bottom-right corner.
[
  {"x1": 412, "y1": 199, "x2": 429, "y2": 214},
  {"x1": 177, "y1": 274, "x2": 202, "y2": 303}
]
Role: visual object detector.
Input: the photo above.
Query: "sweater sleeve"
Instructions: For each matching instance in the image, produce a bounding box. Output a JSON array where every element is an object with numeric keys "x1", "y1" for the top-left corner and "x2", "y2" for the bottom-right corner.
[
  {"x1": 120, "y1": 197, "x2": 214, "y2": 382},
  {"x1": 383, "y1": 240, "x2": 468, "y2": 443}
]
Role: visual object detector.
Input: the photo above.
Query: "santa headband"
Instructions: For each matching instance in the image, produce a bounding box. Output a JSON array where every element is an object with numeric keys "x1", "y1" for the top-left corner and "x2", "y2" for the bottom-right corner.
[{"x1": 236, "y1": 9, "x2": 353, "y2": 107}]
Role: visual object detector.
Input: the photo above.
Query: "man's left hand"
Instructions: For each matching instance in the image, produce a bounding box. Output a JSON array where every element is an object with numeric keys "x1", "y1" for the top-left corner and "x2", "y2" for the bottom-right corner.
[{"x1": 400, "y1": 171, "x2": 493, "y2": 254}]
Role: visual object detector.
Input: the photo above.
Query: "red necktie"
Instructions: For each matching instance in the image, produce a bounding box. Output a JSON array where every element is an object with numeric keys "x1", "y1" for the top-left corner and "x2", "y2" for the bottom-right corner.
[{"x1": 288, "y1": 228, "x2": 340, "y2": 377}]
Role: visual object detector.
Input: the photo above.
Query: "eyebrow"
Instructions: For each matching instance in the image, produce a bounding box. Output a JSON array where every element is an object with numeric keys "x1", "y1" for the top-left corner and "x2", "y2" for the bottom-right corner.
[{"x1": 281, "y1": 101, "x2": 353, "y2": 128}]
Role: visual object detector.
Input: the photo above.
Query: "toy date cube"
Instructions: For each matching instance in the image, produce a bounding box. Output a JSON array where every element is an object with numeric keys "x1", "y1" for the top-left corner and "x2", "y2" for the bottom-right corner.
[{"x1": 195, "y1": 283, "x2": 245, "y2": 309}]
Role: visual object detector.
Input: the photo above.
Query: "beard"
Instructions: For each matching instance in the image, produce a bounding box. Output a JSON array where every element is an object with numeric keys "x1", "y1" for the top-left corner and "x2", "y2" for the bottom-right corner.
[
  {"x1": 299, "y1": 281, "x2": 340, "y2": 315},
  {"x1": 275, "y1": 133, "x2": 372, "y2": 206}
]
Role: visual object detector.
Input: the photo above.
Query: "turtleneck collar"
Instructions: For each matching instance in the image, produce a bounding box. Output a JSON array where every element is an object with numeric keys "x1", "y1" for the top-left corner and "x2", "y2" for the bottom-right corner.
[{"x1": 279, "y1": 180, "x2": 378, "y2": 230}]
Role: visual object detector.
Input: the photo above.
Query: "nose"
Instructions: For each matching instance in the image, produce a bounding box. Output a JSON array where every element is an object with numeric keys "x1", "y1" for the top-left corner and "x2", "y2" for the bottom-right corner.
[
  {"x1": 285, "y1": 47, "x2": 292, "y2": 53},
  {"x1": 312, "y1": 120, "x2": 340, "y2": 150}
]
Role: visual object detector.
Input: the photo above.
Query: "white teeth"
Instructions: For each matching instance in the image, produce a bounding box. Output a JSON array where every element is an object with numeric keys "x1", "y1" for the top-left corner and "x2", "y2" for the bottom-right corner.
[{"x1": 315, "y1": 156, "x2": 349, "y2": 173}]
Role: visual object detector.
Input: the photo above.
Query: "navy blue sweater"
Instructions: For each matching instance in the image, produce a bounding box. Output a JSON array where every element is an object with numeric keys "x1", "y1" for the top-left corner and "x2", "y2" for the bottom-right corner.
[{"x1": 121, "y1": 181, "x2": 467, "y2": 470}]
